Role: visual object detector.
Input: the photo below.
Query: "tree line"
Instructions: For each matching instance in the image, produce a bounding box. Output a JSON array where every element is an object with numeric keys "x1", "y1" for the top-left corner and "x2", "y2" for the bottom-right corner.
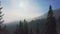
[{"x1": 13, "y1": 5, "x2": 57, "y2": 34}]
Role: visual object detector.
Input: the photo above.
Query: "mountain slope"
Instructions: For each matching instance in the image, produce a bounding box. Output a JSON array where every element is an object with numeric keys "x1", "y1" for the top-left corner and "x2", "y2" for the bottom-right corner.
[
  {"x1": 53, "y1": 9, "x2": 60, "y2": 19},
  {"x1": 2, "y1": 8, "x2": 60, "y2": 34}
]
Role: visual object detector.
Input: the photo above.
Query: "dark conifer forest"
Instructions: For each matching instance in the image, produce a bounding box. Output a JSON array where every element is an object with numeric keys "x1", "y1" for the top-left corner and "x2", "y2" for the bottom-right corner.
[{"x1": 0, "y1": 0, "x2": 60, "y2": 34}]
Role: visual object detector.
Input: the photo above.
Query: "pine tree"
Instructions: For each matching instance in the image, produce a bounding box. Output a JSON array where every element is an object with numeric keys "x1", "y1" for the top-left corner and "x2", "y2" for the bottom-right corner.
[
  {"x1": 0, "y1": 1, "x2": 4, "y2": 24},
  {"x1": 3, "y1": 25, "x2": 7, "y2": 34},
  {"x1": 3, "y1": 25, "x2": 6, "y2": 29},
  {"x1": 58, "y1": 16, "x2": 60, "y2": 25},
  {"x1": 36, "y1": 22, "x2": 40, "y2": 34},
  {"x1": 14, "y1": 24, "x2": 19, "y2": 34},
  {"x1": 0, "y1": 1, "x2": 9, "y2": 34},
  {"x1": 30, "y1": 27, "x2": 32, "y2": 34},
  {"x1": 46, "y1": 5, "x2": 57, "y2": 34},
  {"x1": 19, "y1": 21, "x2": 24, "y2": 34},
  {"x1": 23, "y1": 19, "x2": 28, "y2": 34},
  {"x1": 0, "y1": 1, "x2": 4, "y2": 30}
]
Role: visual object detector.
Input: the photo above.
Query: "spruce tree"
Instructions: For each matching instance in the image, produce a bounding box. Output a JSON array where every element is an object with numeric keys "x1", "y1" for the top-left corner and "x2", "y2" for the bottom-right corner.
[
  {"x1": 19, "y1": 21, "x2": 24, "y2": 34},
  {"x1": 0, "y1": 1, "x2": 4, "y2": 30},
  {"x1": 3, "y1": 25, "x2": 6, "y2": 29},
  {"x1": 36, "y1": 22, "x2": 40, "y2": 34},
  {"x1": 30, "y1": 27, "x2": 32, "y2": 34},
  {"x1": 0, "y1": 1, "x2": 4, "y2": 24},
  {"x1": 3, "y1": 25, "x2": 7, "y2": 34},
  {"x1": 58, "y1": 17, "x2": 60, "y2": 25},
  {"x1": 46, "y1": 5, "x2": 56, "y2": 34},
  {"x1": 14, "y1": 24, "x2": 19, "y2": 34},
  {"x1": 23, "y1": 19, "x2": 28, "y2": 34}
]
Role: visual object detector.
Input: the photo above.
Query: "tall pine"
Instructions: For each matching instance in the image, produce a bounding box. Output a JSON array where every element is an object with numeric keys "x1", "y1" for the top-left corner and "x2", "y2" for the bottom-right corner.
[
  {"x1": 30, "y1": 27, "x2": 32, "y2": 34},
  {"x1": 46, "y1": 5, "x2": 57, "y2": 34},
  {"x1": 0, "y1": 1, "x2": 4, "y2": 31},
  {"x1": 23, "y1": 19, "x2": 28, "y2": 34},
  {"x1": 36, "y1": 22, "x2": 40, "y2": 34},
  {"x1": 19, "y1": 21, "x2": 24, "y2": 34},
  {"x1": 0, "y1": 1, "x2": 4, "y2": 28},
  {"x1": 14, "y1": 24, "x2": 19, "y2": 34}
]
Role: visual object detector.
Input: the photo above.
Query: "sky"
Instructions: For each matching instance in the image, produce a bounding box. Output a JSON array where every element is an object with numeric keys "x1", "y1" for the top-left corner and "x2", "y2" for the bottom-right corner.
[{"x1": 0, "y1": 0, "x2": 60, "y2": 23}]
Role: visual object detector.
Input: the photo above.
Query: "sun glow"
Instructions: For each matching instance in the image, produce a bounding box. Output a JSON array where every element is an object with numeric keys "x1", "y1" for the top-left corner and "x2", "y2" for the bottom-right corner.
[
  {"x1": 19, "y1": 2, "x2": 24, "y2": 8},
  {"x1": 3, "y1": 0, "x2": 43, "y2": 23}
]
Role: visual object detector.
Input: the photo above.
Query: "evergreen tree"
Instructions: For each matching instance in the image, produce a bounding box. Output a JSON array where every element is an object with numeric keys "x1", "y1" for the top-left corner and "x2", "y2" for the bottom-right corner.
[
  {"x1": 46, "y1": 5, "x2": 57, "y2": 34},
  {"x1": 30, "y1": 27, "x2": 32, "y2": 34},
  {"x1": 0, "y1": 1, "x2": 9, "y2": 34},
  {"x1": 3, "y1": 25, "x2": 6, "y2": 29},
  {"x1": 19, "y1": 21, "x2": 24, "y2": 34},
  {"x1": 36, "y1": 23, "x2": 40, "y2": 34},
  {"x1": 0, "y1": 1, "x2": 4, "y2": 24},
  {"x1": 58, "y1": 16, "x2": 60, "y2": 25},
  {"x1": 14, "y1": 24, "x2": 19, "y2": 34},
  {"x1": 0, "y1": 1, "x2": 4, "y2": 31},
  {"x1": 3, "y1": 25, "x2": 7, "y2": 34},
  {"x1": 23, "y1": 19, "x2": 28, "y2": 34}
]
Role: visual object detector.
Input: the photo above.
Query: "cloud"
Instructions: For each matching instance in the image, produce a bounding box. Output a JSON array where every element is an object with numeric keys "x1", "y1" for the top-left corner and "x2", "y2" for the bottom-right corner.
[{"x1": 2, "y1": 0, "x2": 43, "y2": 23}]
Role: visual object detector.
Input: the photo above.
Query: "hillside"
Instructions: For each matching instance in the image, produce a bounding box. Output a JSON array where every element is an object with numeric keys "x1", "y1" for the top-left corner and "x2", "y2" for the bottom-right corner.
[{"x1": 2, "y1": 8, "x2": 60, "y2": 34}]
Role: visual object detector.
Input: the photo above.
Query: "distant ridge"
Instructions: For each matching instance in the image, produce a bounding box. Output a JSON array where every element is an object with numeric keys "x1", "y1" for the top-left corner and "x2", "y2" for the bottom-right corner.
[
  {"x1": 2, "y1": 8, "x2": 60, "y2": 32},
  {"x1": 35, "y1": 8, "x2": 60, "y2": 20},
  {"x1": 53, "y1": 8, "x2": 60, "y2": 19}
]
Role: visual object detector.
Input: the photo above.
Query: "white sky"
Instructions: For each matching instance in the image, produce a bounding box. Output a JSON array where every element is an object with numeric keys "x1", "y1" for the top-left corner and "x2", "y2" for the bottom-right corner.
[{"x1": 1, "y1": 0, "x2": 44, "y2": 23}]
